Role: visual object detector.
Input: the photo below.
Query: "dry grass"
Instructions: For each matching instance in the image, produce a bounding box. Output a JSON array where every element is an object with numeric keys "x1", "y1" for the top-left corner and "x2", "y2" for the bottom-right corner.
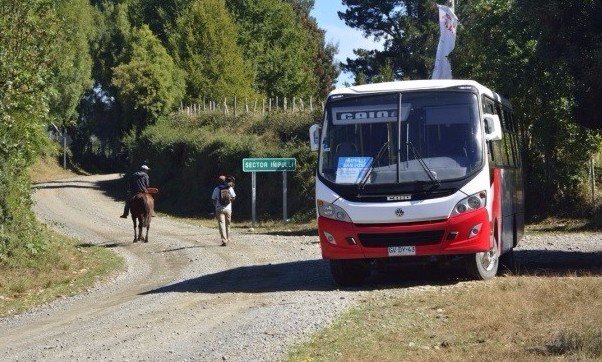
[
  {"x1": 29, "y1": 155, "x2": 88, "y2": 183},
  {"x1": 0, "y1": 229, "x2": 123, "y2": 317},
  {"x1": 287, "y1": 275, "x2": 602, "y2": 361}
]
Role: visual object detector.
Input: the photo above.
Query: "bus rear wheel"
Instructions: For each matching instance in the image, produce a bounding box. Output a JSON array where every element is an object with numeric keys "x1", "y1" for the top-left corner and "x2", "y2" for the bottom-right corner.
[
  {"x1": 330, "y1": 259, "x2": 368, "y2": 287},
  {"x1": 465, "y1": 248, "x2": 499, "y2": 280}
]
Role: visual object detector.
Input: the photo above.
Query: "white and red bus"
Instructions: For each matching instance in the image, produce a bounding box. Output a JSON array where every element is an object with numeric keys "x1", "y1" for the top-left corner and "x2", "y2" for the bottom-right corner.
[{"x1": 309, "y1": 80, "x2": 524, "y2": 286}]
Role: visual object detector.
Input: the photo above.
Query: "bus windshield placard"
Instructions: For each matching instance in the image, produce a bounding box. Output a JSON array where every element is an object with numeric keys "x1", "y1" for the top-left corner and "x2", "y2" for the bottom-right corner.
[{"x1": 335, "y1": 156, "x2": 372, "y2": 183}]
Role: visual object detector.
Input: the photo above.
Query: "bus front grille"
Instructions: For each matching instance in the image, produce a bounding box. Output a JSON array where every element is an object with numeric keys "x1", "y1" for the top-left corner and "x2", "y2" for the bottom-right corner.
[{"x1": 358, "y1": 230, "x2": 445, "y2": 248}]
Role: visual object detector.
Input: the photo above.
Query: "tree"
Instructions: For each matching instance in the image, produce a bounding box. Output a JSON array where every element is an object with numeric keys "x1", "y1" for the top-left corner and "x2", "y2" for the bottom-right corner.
[
  {"x1": 48, "y1": 0, "x2": 95, "y2": 128},
  {"x1": 290, "y1": 0, "x2": 339, "y2": 98},
  {"x1": 453, "y1": 0, "x2": 601, "y2": 214},
  {"x1": 167, "y1": 0, "x2": 256, "y2": 102},
  {"x1": 514, "y1": 0, "x2": 602, "y2": 130},
  {"x1": 112, "y1": 25, "x2": 185, "y2": 136},
  {"x1": 0, "y1": 0, "x2": 60, "y2": 257},
  {"x1": 226, "y1": 0, "x2": 330, "y2": 98},
  {"x1": 339, "y1": 0, "x2": 439, "y2": 82}
]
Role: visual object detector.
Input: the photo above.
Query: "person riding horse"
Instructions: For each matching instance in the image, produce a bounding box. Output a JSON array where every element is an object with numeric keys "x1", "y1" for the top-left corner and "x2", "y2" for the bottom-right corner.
[{"x1": 120, "y1": 164, "x2": 150, "y2": 218}]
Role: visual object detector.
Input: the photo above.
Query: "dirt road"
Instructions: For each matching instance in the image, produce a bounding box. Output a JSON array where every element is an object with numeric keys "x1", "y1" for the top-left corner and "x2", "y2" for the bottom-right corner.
[
  {"x1": 1, "y1": 174, "x2": 357, "y2": 361},
  {"x1": 1, "y1": 174, "x2": 601, "y2": 361}
]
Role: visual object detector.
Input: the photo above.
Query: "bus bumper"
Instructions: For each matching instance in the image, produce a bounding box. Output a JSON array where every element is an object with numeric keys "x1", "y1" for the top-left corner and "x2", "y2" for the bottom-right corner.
[{"x1": 318, "y1": 208, "x2": 491, "y2": 259}]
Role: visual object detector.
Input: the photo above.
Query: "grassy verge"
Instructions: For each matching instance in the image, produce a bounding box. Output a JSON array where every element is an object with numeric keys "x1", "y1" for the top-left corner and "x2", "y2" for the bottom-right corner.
[
  {"x1": 286, "y1": 275, "x2": 602, "y2": 361},
  {"x1": 0, "y1": 228, "x2": 123, "y2": 317},
  {"x1": 0, "y1": 156, "x2": 123, "y2": 318}
]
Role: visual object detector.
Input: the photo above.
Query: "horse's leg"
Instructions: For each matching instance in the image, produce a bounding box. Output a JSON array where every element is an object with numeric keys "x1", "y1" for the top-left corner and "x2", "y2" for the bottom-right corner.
[
  {"x1": 144, "y1": 221, "x2": 150, "y2": 243},
  {"x1": 138, "y1": 217, "x2": 144, "y2": 242},
  {"x1": 132, "y1": 218, "x2": 138, "y2": 243}
]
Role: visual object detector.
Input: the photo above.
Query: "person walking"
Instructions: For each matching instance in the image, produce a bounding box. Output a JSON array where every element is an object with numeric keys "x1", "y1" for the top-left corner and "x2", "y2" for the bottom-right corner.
[
  {"x1": 211, "y1": 175, "x2": 236, "y2": 246},
  {"x1": 120, "y1": 164, "x2": 150, "y2": 218}
]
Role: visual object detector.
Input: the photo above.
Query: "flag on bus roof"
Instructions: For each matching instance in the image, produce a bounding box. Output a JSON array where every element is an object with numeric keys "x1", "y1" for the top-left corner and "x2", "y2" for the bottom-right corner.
[{"x1": 432, "y1": 5, "x2": 459, "y2": 80}]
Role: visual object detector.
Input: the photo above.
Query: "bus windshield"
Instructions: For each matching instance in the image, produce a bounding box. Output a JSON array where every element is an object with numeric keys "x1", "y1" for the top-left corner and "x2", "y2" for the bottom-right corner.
[{"x1": 318, "y1": 91, "x2": 483, "y2": 185}]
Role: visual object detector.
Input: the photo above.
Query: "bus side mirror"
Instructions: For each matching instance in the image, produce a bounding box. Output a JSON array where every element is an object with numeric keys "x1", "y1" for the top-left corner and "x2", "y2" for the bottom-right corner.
[
  {"x1": 309, "y1": 124, "x2": 321, "y2": 151},
  {"x1": 483, "y1": 114, "x2": 502, "y2": 141}
]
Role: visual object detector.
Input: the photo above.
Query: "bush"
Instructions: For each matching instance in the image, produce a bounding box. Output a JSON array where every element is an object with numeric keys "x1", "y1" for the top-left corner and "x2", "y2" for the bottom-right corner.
[{"x1": 124, "y1": 110, "x2": 321, "y2": 221}]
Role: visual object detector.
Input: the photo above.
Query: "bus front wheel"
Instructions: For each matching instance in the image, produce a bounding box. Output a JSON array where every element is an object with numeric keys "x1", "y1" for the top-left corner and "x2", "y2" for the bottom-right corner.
[
  {"x1": 330, "y1": 259, "x2": 368, "y2": 287},
  {"x1": 465, "y1": 248, "x2": 499, "y2": 280}
]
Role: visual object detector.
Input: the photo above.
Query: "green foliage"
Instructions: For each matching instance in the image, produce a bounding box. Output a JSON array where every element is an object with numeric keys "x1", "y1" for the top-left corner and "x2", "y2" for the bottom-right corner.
[
  {"x1": 339, "y1": 0, "x2": 438, "y2": 81},
  {"x1": 124, "y1": 110, "x2": 320, "y2": 220},
  {"x1": 454, "y1": 0, "x2": 602, "y2": 216},
  {"x1": 226, "y1": 0, "x2": 331, "y2": 98},
  {"x1": 0, "y1": 0, "x2": 60, "y2": 260},
  {"x1": 112, "y1": 24, "x2": 185, "y2": 136},
  {"x1": 47, "y1": 0, "x2": 95, "y2": 127},
  {"x1": 167, "y1": 0, "x2": 257, "y2": 103}
]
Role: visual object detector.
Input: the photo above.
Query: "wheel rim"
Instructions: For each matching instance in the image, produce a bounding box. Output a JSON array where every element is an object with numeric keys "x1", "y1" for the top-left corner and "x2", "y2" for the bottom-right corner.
[
  {"x1": 479, "y1": 250, "x2": 495, "y2": 271},
  {"x1": 479, "y1": 240, "x2": 499, "y2": 272}
]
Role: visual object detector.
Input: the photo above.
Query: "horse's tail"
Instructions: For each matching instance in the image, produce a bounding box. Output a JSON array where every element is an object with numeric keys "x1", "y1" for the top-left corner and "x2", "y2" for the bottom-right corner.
[{"x1": 142, "y1": 194, "x2": 150, "y2": 227}]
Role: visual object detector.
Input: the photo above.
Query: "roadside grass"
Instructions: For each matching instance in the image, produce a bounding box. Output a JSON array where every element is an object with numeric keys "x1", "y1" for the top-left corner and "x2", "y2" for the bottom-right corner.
[
  {"x1": 0, "y1": 228, "x2": 123, "y2": 317},
  {"x1": 0, "y1": 156, "x2": 123, "y2": 318},
  {"x1": 286, "y1": 275, "x2": 602, "y2": 361}
]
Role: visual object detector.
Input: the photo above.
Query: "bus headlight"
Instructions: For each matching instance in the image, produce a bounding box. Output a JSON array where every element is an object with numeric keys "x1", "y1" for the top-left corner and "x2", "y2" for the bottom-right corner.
[
  {"x1": 451, "y1": 191, "x2": 486, "y2": 216},
  {"x1": 317, "y1": 199, "x2": 352, "y2": 222}
]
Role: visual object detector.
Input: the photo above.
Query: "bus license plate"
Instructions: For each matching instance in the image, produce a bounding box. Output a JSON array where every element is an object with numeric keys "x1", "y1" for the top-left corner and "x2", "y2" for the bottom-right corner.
[{"x1": 388, "y1": 246, "x2": 416, "y2": 256}]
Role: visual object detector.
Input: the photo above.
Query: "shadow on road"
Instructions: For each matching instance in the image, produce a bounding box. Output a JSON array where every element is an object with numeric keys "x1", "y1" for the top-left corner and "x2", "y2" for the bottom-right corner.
[
  {"x1": 514, "y1": 249, "x2": 602, "y2": 276},
  {"x1": 140, "y1": 248, "x2": 602, "y2": 296},
  {"x1": 31, "y1": 175, "x2": 126, "y2": 201},
  {"x1": 32, "y1": 180, "x2": 102, "y2": 190}
]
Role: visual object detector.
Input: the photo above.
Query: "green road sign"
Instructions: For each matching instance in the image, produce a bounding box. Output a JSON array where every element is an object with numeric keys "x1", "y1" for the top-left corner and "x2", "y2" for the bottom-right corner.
[{"x1": 242, "y1": 157, "x2": 296, "y2": 172}]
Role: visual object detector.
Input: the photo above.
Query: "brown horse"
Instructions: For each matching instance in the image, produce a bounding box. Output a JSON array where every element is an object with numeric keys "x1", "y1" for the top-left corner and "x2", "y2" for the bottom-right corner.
[{"x1": 130, "y1": 192, "x2": 154, "y2": 243}]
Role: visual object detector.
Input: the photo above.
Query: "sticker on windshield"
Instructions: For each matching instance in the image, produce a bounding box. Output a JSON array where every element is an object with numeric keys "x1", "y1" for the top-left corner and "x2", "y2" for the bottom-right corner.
[{"x1": 335, "y1": 157, "x2": 372, "y2": 184}]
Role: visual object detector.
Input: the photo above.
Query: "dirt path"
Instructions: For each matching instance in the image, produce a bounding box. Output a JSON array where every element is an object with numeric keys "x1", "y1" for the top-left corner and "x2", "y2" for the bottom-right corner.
[{"x1": 0, "y1": 174, "x2": 353, "y2": 362}]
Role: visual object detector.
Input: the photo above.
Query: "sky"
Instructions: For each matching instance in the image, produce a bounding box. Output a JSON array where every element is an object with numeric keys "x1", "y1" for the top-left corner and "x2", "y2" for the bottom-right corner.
[{"x1": 310, "y1": 0, "x2": 382, "y2": 87}]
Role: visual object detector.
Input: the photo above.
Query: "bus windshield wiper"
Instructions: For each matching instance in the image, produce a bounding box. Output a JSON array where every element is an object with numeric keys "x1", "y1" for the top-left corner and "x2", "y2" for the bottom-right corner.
[
  {"x1": 359, "y1": 142, "x2": 389, "y2": 190},
  {"x1": 406, "y1": 142, "x2": 440, "y2": 189}
]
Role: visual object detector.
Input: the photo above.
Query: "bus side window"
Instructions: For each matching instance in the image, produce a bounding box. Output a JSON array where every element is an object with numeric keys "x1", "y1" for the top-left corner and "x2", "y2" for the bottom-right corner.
[{"x1": 483, "y1": 99, "x2": 497, "y2": 164}]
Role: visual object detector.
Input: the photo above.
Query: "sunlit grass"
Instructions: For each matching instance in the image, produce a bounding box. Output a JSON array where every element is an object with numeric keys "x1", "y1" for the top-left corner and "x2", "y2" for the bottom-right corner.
[
  {"x1": 286, "y1": 275, "x2": 602, "y2": 361},
  {"x1": 0, "y1": 230, "x2": 123, "y2": 317}
]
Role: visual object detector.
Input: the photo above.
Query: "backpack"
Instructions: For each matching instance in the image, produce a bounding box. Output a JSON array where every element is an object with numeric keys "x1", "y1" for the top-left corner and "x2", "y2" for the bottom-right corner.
[{"x1": 219, "y1": 186, "x2": 232, "y2": 206}]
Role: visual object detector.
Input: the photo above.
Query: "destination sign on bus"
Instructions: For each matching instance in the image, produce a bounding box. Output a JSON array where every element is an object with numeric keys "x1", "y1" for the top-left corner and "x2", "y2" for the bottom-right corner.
[{"x1": 331, "y1": 104, "x2": 411, "y2": 124}]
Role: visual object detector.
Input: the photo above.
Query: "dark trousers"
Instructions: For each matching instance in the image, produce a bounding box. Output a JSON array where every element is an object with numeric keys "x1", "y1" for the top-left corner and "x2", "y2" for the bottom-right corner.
[{"x1": 122, "y1": 192, "x2": 132, "y2": 216}]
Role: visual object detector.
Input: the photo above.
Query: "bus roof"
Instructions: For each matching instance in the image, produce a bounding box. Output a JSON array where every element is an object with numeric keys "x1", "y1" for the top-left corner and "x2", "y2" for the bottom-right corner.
[{"x1": 328, "y1": 79, "x2": 511, "y2": 108}]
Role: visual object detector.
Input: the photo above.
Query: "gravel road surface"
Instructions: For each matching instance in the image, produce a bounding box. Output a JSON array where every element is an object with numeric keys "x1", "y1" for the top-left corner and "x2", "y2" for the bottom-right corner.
[{"x1": 1, "y1": 174, "x2": 601, "y2": 361}]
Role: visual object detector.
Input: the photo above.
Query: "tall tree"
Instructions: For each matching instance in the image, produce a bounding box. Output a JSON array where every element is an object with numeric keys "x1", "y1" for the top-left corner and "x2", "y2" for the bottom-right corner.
[
  {"x1": 48, "y1": 0, "x2": 95, "y2": 128},
  {"x1": 339, "y1": 0, "x2": 438, "y2": 82},
  {"x1": 112, "y1": 24, "x2": 185, "y2": 136},
  {"x1": 167, "y1": 0, "x2": 256, "y2": 102},
  {"x1": 514, "y1": 0, "x2": 602, "y2": 130},
  {"x1": 453, "y1": 0, "x2": 601, "y2": 212},
  {"x1": 226, "y1": 0, "x2": 328, "y2": 98},
  {"x1": 292, "y1": 0, "x2": 339, "y2": 98}
]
